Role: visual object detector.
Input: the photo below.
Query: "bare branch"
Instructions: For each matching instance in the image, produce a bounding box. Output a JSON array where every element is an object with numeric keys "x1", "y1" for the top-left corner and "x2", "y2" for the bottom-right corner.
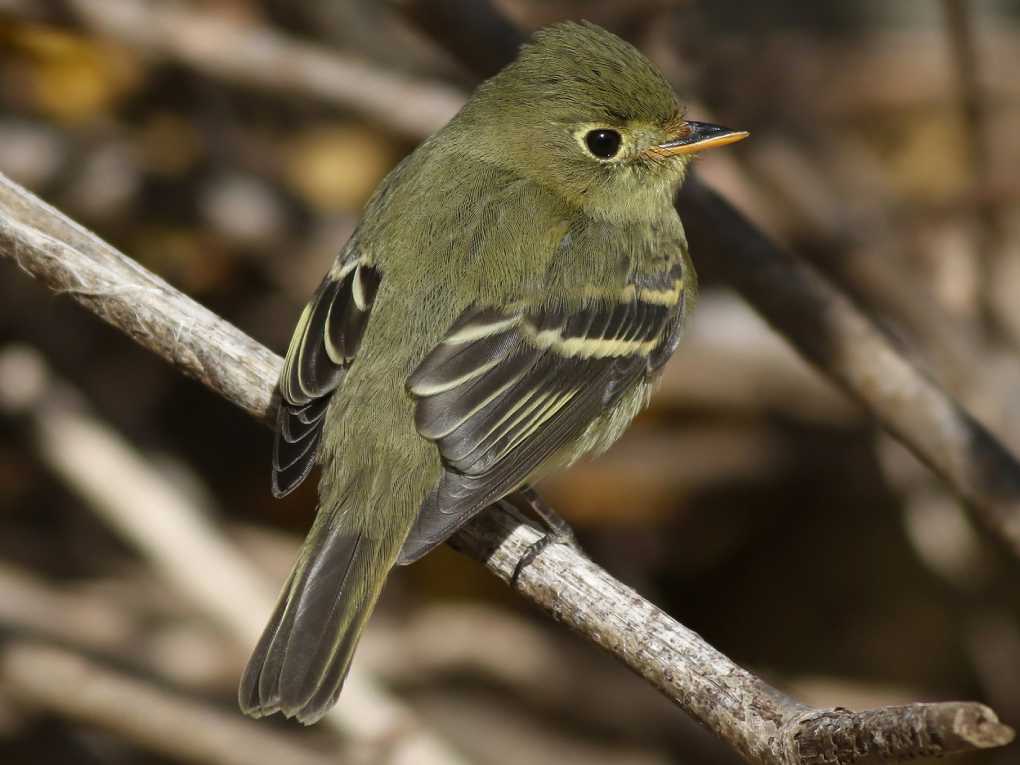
[
  {"x1": 1, "y1": 174, "x2": 1013, "y2": 762},
  {"x1": 456, "y1": 506, "x2": 1013, "y2": 764},
  {"x1": 0, "y1": 174, "x2": 280, "y2": 426},
  {"x1": 791, "y1": 703, "x2": 1014, "y2": 762}
]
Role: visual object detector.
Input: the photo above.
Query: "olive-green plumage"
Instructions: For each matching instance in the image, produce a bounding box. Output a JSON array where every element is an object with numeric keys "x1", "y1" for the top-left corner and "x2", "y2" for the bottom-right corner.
[{"x1": 240, "y1": 21, "x2": 745, "y2": 724}]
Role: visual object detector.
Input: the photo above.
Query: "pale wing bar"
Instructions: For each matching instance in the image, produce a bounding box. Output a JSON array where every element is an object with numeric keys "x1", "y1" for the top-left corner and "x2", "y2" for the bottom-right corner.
[
  {"x1": 400, "y1": 290, "x2": 679, "y2": 564},
  {"x1": 272, "y1": 262, "x2": 380, "y2": 497}
]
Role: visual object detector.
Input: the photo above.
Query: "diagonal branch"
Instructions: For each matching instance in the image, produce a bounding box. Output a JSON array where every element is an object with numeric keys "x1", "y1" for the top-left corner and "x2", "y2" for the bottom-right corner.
[
  {"x1": 0, "y1": 176, "x2": 1013, "y2": 762},
  {"x1": 679, "y1": 177, "x2": 1020, "y2": 561},
  {"x1": 0, "y1": 171, "x2": 280, "y2": 426}
]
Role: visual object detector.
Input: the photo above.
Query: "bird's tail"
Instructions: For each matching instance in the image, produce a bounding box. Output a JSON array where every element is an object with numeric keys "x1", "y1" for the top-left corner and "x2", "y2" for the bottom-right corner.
[{"x1": 239, "y1": 509, "x2": 394, "y2": 724}]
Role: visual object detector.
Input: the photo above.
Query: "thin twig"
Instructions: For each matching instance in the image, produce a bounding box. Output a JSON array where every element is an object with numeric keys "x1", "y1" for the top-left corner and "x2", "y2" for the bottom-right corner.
[{"x1": 1, "y1": 174, "x2": 1013, "y2": 762}]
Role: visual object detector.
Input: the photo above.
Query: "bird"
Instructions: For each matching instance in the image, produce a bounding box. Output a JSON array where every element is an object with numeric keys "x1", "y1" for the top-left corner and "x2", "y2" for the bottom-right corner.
[{"x1": 239, "y1": 20, "x2": 747, "y2": 724}]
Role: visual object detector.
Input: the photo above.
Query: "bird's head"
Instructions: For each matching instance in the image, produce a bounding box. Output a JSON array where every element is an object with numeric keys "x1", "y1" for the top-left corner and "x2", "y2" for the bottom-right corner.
[{"x1": 455, "y1": 21, "x2": 747, "y2": 223}]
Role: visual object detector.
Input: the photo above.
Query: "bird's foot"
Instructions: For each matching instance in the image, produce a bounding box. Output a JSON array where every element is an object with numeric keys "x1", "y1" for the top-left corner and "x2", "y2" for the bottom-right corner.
[{"x1": 508, "y1": 486, "x2": 586, "y2": 588}]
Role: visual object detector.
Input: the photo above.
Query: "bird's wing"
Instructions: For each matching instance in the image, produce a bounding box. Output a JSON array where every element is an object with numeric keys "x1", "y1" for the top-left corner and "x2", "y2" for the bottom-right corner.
[
  {"x1": 399, "y1": 267, "x2": 685, "y2": 564},
  {"x1": 272, "y1": 257, "x2": 381, "y2": 497}
]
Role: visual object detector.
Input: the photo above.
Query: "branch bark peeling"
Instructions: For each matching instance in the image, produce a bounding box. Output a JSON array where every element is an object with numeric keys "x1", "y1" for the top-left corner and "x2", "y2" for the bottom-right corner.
[{"x1": 0, "y1": 174, "x2": 1012, "y2": 762}]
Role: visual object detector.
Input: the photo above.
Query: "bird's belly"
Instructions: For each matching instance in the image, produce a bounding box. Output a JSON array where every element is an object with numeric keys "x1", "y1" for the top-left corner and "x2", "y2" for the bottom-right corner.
[{"x1": 535, "y1": 376, "x2": 652, "y2": 482}]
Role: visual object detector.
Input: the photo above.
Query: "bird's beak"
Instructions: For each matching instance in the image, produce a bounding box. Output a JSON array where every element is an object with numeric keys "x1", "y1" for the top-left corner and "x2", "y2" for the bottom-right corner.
[{"x1": 653, "y1": 121, "x2": 749, "y2": 157}]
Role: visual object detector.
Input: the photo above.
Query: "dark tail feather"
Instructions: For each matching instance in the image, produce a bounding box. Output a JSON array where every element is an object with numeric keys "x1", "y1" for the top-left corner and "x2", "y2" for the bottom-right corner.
[{"x1": 239, "y1": 521, "x2": 387, "y2": 724}]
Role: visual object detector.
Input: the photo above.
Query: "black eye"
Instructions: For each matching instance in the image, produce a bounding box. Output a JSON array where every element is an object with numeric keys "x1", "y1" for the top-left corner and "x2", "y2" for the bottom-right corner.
[{"x1": 584, "y1": 129, "x2": 622, "y2": 159}]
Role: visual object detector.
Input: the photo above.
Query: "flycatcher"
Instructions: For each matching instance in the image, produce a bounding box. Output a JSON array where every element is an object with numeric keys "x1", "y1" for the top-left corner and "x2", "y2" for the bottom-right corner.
[{"x1": 241, "y1": 20, "x2": 747, "y2": 724}]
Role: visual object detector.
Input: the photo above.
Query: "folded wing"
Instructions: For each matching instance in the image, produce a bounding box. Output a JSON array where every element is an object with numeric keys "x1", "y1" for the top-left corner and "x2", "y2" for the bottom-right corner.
[{"x1": 400, "y1": 275, "x2": 684, "y2": 564}]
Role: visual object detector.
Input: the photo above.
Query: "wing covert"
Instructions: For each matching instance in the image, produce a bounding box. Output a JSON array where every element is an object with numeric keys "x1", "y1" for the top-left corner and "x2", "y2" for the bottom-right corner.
[{"x1": 400, "y1": 274, "x2": 685, "y2": 564}]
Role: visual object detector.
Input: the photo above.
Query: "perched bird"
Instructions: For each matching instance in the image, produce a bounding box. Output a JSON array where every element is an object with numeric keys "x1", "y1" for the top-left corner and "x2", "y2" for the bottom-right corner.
[{"x1": 240, "y1": 20, "x2": 747, "y2": 724}]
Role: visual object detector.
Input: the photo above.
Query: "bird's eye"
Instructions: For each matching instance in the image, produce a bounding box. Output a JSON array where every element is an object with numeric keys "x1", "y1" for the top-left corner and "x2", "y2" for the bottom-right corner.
[{"x1": 584, "y1": 129, "x2": 622, "y2": 159}]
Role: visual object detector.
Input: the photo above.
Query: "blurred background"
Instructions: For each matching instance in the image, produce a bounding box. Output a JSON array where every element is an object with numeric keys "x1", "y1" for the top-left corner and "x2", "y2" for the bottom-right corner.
[{"x1": 1, "y1": 1, "x2": 1019, "y2": 763}]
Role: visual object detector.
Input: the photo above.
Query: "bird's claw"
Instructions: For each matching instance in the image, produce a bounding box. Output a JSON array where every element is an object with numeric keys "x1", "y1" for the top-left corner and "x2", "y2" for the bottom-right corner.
[{"x1": 507, "y1": 486, "x2": 587, "y2": 588}]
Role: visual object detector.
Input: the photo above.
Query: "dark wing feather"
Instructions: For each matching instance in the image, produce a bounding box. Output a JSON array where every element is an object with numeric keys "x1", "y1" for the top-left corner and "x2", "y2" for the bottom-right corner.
[
  {"x1": 399, "y1": 276, "x2": 685, "y2": 564},
  {"x1": 645, "y1": 260, "x2": 688, "y2": 374},
  {"x1": 272, "y1": 261, "x2": 380, "y2": 498}
]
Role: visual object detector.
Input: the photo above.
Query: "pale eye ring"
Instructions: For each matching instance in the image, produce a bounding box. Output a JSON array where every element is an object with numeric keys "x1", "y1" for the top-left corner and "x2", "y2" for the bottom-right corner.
[{"x1": 584, "y1": 128, "x2": 622, "y2": 159}]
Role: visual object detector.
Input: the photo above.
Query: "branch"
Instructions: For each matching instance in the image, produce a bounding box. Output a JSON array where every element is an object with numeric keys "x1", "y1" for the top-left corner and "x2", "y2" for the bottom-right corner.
[
  {"x1": 0, "y1": 179, "x2": 1012, "y2": 762},
  {"x1": 396, "y1": 0, "x2": 1020, "y2": 570},
  {"x1": 0, "y1": 171, "x2": 280, "y2": 426},
  {"x1": 0, "y1": 640, "x2": 340, "y2": 765},
  {"x1": 1, "y1": 0, "x2": 463, "y2": 139},
  {"x1": 679, "y1": 177, "x2": 1020, "y2": 558},
  {"x1": 455, "y1": 508, "x2": 1013, "y2": 764}
]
